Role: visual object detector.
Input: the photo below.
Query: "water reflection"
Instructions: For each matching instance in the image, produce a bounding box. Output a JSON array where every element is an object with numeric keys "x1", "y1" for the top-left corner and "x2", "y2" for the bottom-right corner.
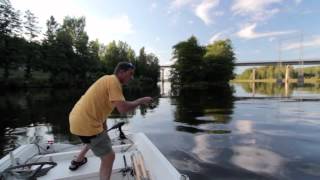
[
  {"x1": 236, "y1": 82, "x2": 320, "y2": 97},
  {"x1": 235, "y1": 120, "x2": 253, "y2": 134},
  {"x1": 1, "y1": 82, "x2": 320, "y2": 180},
  {"x1": 0, "y1": 87, "x2": 160, "y2": 157},
  {"x1": 172, "y1": 84, "x2": 235, "y2": 126},
  {"x1": 231, "y1": 146, "x2": 284, "y2": 175}
]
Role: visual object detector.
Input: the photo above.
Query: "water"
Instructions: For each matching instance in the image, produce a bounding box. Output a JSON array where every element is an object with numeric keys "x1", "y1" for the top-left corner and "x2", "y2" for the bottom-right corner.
[{"x1": 1, "y1": 82, "x2": 320, "y2": 180}]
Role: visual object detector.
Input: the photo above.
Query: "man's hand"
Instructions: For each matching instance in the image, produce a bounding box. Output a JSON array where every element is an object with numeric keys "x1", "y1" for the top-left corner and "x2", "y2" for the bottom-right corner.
[
  {"x1": 113, "y1": 96, "x2": 153, "y2": 113},
  {"x1": 138, "y1": 97, "x2": 153, "y2": 105}
]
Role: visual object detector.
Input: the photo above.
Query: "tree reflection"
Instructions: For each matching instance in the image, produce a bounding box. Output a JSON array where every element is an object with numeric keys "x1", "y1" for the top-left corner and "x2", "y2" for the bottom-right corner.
[
  {"x1": 0, "y1": 86, "x2": 161, "y2": 158},
  {"x1": 172, "y1": 84, "x2": 235, "y2": 129},
  {"x1": 237, "y1": 82, "x2": 320, "y2": 96}
]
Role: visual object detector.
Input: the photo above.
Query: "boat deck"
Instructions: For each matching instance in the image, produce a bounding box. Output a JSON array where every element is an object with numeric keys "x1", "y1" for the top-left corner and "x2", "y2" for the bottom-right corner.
[
  {"x1": 37, "y1": 144, "x2": 136, "y2": 180},
  {"x1": 0, "y1": 133, "x2": 187, "y2": 180}
]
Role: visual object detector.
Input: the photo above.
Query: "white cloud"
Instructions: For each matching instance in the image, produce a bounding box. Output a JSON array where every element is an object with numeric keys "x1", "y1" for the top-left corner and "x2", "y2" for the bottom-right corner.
[
  {"x1": 169, "y1": 0, "x2": 221, "y2": 25},
  {"x1": 150, "y1": 2, "x2": 158, "y2": 11},
  {"x1": 237, "y1": 23, "x2": 296, "y2": 39},
  {"x1": 11, "y1": 0, "x2": 85, "y2": 33},
  {"x1": 10, "y1": 0, "x2": 134, "y2": 44},
  {"x1": 188, "y1": 20, "x2": 194, "y2": 24},
  {"x1": 209, "y1": 32, "x2": 223, "y2": 43},
  {"x1": 231, "y1": 0, "x2": 283, "y2": 21},
  {"x1": 195, "y1": 0, "x2": 220, "y2": 25},
  {"x1": 170, "y1": 0, "x2": 195, "y2": 9},
  {"x1": 269, "y1": 37, "x2": 276, "y2": 42},
  {"x1": 283, "y1": 36, "x2": 320, "y2": 50},
  {"x1": 86, "y1": 15, "x2": 134, "y2": 44},
  {"x1": 294, "y1": 0, "x2": 302, "y2": 5}
]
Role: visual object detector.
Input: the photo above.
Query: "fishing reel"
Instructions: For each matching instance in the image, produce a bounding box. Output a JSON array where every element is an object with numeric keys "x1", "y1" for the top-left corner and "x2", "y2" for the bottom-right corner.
[{"x1": 107, "y1": 122, "x2": 126, "y2": 140}]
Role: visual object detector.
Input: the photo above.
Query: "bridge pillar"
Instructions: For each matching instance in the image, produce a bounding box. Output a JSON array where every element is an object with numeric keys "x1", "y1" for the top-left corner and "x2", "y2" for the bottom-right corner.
[
  {"x1": 251, "y1": 82, "x2": 255, "y2": 97},
  {"x1": 285, "y1": 80, "x2": 289, "y2": 97},
  {"x1": 251, "y1": 68, "x2": 256, "y2": 82},
  {"x1": 297, "y1": 68, "x2": 304, "y2": 86},
  {"x1": 161, "y1": 68, "x2": 165, "y2": 82},
  {"x1": 285, "y1": 65, "x2": 290, "y2": 83}
]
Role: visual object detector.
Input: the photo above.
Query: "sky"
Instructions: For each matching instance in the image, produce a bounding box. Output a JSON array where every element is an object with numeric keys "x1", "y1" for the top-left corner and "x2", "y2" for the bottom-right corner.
[{"x1": 8, "y1": 0, "x2": 320, "y2": 67}]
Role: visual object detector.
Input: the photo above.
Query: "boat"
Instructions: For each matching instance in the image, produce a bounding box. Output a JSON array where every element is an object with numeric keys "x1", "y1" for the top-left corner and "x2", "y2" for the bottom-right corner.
[{"x1": 0, "y1": 122, "x2": 189, "y2": 180}]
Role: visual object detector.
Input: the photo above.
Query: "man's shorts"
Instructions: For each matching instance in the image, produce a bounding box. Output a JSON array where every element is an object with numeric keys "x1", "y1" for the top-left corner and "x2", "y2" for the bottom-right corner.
[{"x1": 79, "y1": 131, "x2": 113, "y2": 157}]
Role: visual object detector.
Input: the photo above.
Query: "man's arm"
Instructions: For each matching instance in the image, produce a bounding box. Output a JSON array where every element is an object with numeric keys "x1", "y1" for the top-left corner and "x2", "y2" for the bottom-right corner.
[{"x1": 112, "y1": 97, "x2": 152, "y2": 113}]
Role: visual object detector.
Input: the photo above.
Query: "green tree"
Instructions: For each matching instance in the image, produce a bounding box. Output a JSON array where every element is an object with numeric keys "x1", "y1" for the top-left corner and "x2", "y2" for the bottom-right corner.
[
  {"x1": 203, "y1": 39, "x2": 235, "y2": 83},
  {"x1": 23, "y1": 9, "x2": 40, "y2": 79},
  {"x1": 171, "y1": 36, "x2": 205, "y2": 84},
  {"x1": 0, "y1": 0, "x2": 22, "y2": 79},
  {"x1": 54, "y1": 16, "x2": 91, "y2": 84},
  {"x1": 61, "y1": 16, "x2": 88, "y2": 55},
  {"x1": 135, "y1": 48, "x2": 160, "y2": 84},
  {"x1": 44, "y1": 16, "x2": 59, "y2": 44},
  {"x1": 42, "y1": 16, "x2": 62, "y2": 82},
  {"x1": 102, "y1": 41, "x2": 135, "y2": 73}
]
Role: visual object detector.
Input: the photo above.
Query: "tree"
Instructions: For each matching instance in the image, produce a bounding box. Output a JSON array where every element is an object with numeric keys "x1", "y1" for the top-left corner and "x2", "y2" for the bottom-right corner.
[
  {"x1": 44, "y1": 16, "x2": 59, "y2": 44},
  {"x1": 0, "y1": 0, "x2": 22, "y2": 79},
  {"x1": 23, "y1": 9, "x2": 40, "y2": 79},
  {"x1": 102, "y1": 41, "x2": 135, "y2": 73},
  {"x1": 23, "y1": 10, "x2": 39, "y2": 41},
  {"x1": 171, "y1": 36, "x2": 205, "y2": 84},
  {"x1": 61, "y1": 16, "x2": 88, "y2": 55},
  {"x1": 135, "y1": 47, "x2": 147, "y2": 78},
  {"x1": 203, "y1": 39, "x2": 235, "y2": 83},
  {"x1": 42, "y1": 16, "x2": 62, "y2": 82},
  {"x1": 135, "y1": 47, "x2": 160, "y2": 84}
]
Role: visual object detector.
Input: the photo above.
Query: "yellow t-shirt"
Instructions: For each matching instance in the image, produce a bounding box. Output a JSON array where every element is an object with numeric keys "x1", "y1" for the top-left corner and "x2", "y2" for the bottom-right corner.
[{"x1": 69, "y1": 75, "x2": 125, "y2": 136}]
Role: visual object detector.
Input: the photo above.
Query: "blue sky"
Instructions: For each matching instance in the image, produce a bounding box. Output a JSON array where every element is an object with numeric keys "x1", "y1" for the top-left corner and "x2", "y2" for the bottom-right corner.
[{"x1": 10, "y1": 0, "x2": 320, "y2": 67}]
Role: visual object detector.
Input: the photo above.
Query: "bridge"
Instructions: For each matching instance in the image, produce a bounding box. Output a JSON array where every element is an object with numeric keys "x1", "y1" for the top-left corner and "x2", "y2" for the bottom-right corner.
[
  {"x1": 160, "y1": 58, "x2": 320, "y2": 83},
  {"x1": 235, "y1": 59, "x2": 320, "y2": 66}
]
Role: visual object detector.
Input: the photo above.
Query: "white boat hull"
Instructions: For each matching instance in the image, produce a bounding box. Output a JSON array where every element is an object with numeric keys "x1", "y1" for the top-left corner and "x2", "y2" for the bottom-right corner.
[{"x1": 0, "y1": 133, "x2": 188, "y2": 180}]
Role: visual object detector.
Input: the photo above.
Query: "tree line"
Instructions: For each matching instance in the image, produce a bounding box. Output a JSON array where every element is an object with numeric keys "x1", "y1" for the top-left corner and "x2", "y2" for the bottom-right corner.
[
  {"x1": 0, "y1": 0, "x2": 160, "y2": 88},
  {"x1": 236, "y1": 66, "x2": 320, "y2": 80},
  {"x1": 170, "y1": 36, "x2": 235, "y2": 86}
]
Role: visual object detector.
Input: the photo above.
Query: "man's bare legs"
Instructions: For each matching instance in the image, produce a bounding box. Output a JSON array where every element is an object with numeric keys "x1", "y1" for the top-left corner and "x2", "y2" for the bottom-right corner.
[
  {"x1": 100, "y1": 151, "x2": 115, "y2": 180},
  {"x1": 74, "y1": 144, "x2": 90, "y2": 162}
]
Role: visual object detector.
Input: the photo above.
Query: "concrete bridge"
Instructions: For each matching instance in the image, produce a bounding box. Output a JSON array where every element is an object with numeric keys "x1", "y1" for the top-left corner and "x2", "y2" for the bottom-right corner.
[{"x1": 160, "y1": 58, "x2": 320, "y2": 83}]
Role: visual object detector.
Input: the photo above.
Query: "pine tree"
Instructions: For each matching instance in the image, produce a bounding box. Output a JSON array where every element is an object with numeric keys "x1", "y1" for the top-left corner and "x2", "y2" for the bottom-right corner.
[{"x1": 23, "y1": 9, "x2": 40, "y2": 79}]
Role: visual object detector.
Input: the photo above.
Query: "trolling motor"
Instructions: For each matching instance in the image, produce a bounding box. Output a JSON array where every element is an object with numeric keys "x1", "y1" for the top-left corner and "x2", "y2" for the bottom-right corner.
[{"x1": 107, "y1": 122, "x2": 126, "y2": 140}]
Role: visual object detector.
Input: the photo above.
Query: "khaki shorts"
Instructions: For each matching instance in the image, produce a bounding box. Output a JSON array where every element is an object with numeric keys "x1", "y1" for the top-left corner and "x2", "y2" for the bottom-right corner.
[{"x1": 81, "y1": 131, "x2": 113, "y2": 157}]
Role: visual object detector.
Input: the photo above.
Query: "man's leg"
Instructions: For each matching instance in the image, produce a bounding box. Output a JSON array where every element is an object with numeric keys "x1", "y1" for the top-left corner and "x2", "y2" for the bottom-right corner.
[
  {"x1": 99, "y1": 151, "x2": 115, "y2": 180},
  {"x1": 74, "y1": 144, "x2": 90, "y2": 162}
]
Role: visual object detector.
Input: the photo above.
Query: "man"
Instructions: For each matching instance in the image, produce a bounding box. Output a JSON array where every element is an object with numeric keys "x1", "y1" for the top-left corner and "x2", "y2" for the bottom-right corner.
[{"x1": 69, "y1": 62, "x2": 153, "y2": 180}]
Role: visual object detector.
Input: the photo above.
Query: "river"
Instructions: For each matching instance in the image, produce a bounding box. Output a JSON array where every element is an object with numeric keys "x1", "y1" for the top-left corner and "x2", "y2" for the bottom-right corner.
[{"x1": 1, "y1": 82, "x2": 320, "y2": 179}]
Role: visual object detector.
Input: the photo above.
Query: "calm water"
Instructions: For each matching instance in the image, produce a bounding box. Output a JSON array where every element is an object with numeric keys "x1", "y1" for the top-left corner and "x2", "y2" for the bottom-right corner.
[{"x1": 1, "y1": 82, "x2": 320, "y2": 180}]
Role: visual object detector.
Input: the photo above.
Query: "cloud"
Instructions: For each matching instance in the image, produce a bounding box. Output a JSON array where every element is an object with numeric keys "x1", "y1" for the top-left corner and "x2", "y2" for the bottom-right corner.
[
  {"x1": 150, "y1": 2, "x2": 158, "y2": 11},
  {"x1": 11, "y1": 0, "x2": 85, "y2": 30},
  {"x1": 294, "y1": 0, "x2": 303, "y2": 5},
  {"x1": 209, "y1": 32, "x2": 223, "y2": 43},
  {"x1": 237, "y1": 23, "x2": 296, "y2": 39},
  {"x1": 283, "y1": 36, "x2": 320, "y2": 50},
  {"x1": 195, "y1": 0, "x2": 220, "y2": 25},
  {"x1": 86, "y1": 15, "x2": 134, "y2": 44},
  {"x1": 169, "y1": 0, "x2": 221, "y2": 25},
  {"x1": 170, "y1": 0, "x2": 195, "y2": 9},
  {"x1": 10, "y1": 0, "x2": 134, "y2": 44},
  {"x1": 231, "y1": 0, "x2": 283, "y2": 21}
]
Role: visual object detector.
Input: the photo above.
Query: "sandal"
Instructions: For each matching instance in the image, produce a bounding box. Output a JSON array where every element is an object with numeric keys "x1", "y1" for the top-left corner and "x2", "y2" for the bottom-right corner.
[{"x1": 69, "y1": 157, "x2": 88, "y2": 171}]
